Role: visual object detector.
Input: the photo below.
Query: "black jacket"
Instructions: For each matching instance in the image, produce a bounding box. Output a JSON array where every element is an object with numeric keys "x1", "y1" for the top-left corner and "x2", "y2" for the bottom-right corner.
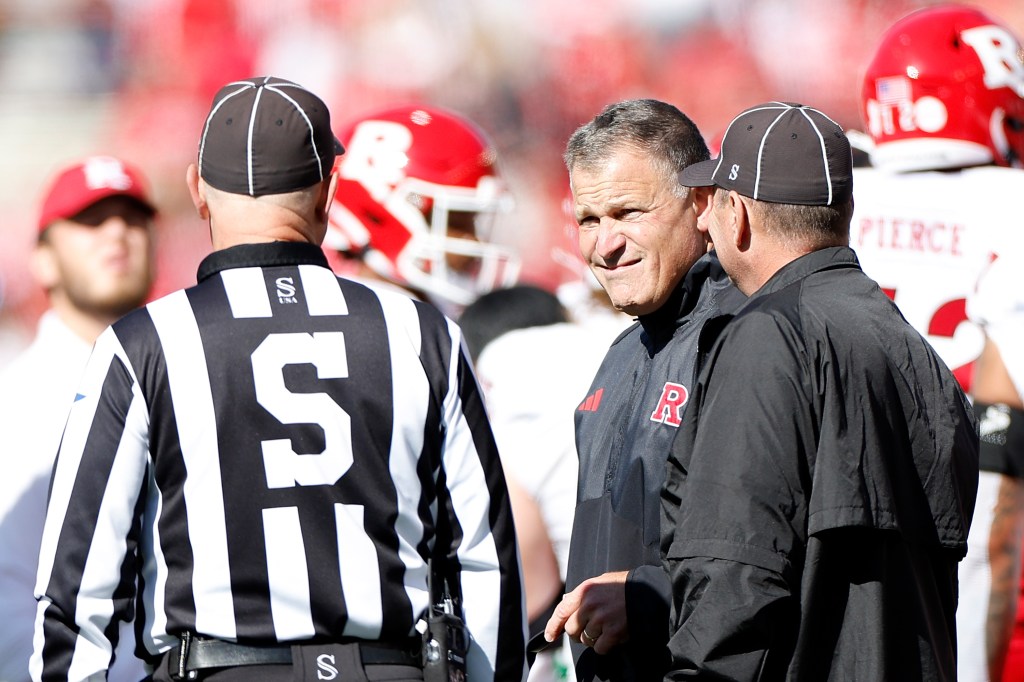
[
  {"x1": 567, "y1": 253, "x2": 743, "y2": 681},
  {"x1": 661, "y1": 246, "x2": 979, "y2": 681}
]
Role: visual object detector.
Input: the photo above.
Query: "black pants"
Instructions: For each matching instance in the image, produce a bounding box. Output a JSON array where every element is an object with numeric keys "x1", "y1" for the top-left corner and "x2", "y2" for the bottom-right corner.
[{"x1": 150, "y1": 642, "x2": 423, "y2": 682}]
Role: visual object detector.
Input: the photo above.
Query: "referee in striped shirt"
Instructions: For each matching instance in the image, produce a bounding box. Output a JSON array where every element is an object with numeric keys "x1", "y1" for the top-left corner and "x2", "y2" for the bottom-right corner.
[{"x1": 32, "y1": 76, "x2": 527, "y2": 682}]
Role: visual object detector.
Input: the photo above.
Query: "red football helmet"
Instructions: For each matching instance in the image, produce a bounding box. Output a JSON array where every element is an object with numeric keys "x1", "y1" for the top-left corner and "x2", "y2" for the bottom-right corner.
[
  {"x1": 326, "y1": 105, "x2": 520, "y2": 308},
  {"x1": 860, "y1": 4, "x2": 1024, "y2": 172}
]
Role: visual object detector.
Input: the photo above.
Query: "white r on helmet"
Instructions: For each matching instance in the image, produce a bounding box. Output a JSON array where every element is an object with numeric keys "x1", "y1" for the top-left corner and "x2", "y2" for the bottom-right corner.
[
  {"x1": 326, "y1": 105, "x2": 520, "y2": 309},
  {"x1": 860, "y1": 4, "x2": 1024, "y2": 172}
]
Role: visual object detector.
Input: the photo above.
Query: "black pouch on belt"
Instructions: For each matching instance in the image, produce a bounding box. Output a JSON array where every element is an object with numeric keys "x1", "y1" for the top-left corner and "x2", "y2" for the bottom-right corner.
[{"x1": 421, "y1": 559, "x2": 469, "y2": 682}]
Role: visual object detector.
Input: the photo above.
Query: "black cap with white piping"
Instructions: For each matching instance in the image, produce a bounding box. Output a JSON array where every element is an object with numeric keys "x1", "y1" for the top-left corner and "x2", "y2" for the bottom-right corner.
[
  {"x1": 680, "y1": 102, "x2": 853, "y2": 207},
  {"x1": 198, "y1": 76, "x2": 342, "y2": 197}
]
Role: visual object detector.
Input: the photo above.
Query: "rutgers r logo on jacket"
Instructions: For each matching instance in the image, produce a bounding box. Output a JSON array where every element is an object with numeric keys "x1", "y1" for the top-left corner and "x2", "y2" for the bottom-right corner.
[{"x1": 650, "y1": 382, "x2": 689, "y2": 427}]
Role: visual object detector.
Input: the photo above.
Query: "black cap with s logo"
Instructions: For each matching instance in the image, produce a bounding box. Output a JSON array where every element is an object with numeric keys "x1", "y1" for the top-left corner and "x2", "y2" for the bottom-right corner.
[{"x1": 680, "y1": 102, "x2": 853, "y2": 207}]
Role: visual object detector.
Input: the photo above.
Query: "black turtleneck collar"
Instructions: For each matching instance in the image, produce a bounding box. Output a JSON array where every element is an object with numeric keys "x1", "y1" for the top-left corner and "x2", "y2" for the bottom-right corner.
[
  {"x1": 637, "y1": 251, "x2": 733, "y2": 340},
  {"x1": 197, "y1": 241, "x2": 329, "y2": 283}
]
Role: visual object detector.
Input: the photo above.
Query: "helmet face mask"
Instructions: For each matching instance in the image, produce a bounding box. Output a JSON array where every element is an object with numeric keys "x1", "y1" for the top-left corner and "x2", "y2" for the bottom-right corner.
[
  {"x1": 861, "y1": 5, "x2": 1024, "y2": 172},
  {"x1": 391, "y1": 177, "x2": 520, "y2": 307},
  {"x1": 328, "y1": 106, "x2": 520, "y2": 309}
]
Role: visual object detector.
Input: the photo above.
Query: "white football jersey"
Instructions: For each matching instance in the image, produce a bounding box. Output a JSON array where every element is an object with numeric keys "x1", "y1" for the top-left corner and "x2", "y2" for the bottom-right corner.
[
  {"x1": 851, "y1": 165, "x2": 1024, "y2": 392},
  {"x1": 475, "y1": 321, "x2": 614, "y2": 578},
  {"x1": 854, "y1": 165, "x2": 1024, "y2": 682},
  {"x1": 968, "y1": 249, "x2": 1024, "y2": 401}
]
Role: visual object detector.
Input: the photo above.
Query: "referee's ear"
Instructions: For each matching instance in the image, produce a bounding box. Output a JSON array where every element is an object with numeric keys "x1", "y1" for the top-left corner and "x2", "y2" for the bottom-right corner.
[
  {"x1": 186, "y1": 163, "x2": 210, "y2": 221},
  {"x1": 316, "y1": 171, "x2": 339, "y2": 225}
]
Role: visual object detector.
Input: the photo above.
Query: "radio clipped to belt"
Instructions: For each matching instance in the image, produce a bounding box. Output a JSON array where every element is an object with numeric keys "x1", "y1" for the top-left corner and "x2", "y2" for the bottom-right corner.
[{"x1": 418, "y1": 558, "x2": 469, "y2": 682}]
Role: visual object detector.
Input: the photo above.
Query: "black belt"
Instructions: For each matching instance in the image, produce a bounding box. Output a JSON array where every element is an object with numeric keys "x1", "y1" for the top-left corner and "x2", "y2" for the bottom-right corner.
[{"x1": 169, "y1": 636, "x2": 422, "y2": 675}]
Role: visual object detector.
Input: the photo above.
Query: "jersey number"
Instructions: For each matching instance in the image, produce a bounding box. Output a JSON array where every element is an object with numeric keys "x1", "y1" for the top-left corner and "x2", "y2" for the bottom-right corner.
[{"x1": 251, "y1": 332, "x2": 354, "y2": 488}]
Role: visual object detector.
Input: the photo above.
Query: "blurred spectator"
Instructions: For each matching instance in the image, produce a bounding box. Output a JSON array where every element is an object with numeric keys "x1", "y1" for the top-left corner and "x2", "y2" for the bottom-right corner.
[{"x1": 0, "y1": 155, "x2": 156, "y2": 681}]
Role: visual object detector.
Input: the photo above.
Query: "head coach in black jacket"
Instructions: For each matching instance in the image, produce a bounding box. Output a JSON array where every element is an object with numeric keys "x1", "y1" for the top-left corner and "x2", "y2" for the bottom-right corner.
[
  {"x1": 662, "y1": 101, "x2": 979, "y2": 681},
  {"x1": 541, "y1": 99, "x2": 745, "y2": 681}
]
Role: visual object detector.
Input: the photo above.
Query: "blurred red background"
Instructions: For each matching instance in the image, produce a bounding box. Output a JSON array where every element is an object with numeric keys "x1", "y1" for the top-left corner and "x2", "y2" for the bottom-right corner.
[{"x1": 0, "y1": 0, "x2": 1020, "y2": 362}]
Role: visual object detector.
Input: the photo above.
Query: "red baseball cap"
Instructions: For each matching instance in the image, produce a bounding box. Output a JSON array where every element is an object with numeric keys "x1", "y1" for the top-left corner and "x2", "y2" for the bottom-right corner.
[{"x1": 38, "y1": 156, "x2": 157, "y2": 233}]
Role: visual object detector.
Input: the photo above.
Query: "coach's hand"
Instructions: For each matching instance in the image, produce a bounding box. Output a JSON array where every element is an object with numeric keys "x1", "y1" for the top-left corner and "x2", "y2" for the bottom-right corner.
[{"x1": 543, "y1": 570, "x2": 629, "y2": 655}]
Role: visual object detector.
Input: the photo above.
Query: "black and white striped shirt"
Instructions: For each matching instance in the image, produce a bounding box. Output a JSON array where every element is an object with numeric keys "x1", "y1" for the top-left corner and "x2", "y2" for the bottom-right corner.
[{"x1": 32, "y1": 241, "x2": 526, "y2": 682}]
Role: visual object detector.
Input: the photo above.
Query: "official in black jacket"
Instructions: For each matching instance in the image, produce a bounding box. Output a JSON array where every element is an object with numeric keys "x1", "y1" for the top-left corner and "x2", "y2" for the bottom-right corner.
[{"x1": 662, "y1": 102, "x2": 979, "y2": 681}]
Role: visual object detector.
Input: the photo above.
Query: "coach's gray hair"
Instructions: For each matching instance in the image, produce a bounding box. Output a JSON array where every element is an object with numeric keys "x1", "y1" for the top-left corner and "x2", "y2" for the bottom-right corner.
[{"x1": 564, "y1": 99, "x2": 709, "y2": 196}]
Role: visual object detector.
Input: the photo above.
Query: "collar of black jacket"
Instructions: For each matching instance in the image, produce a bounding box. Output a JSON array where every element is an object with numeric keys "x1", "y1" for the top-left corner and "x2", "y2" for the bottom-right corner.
[
  {"x1": 638, "y1": 251, "x2": 734, "y2": 339},
  {"x1": 752, "y1": 245, "x2": 861, "y2": 299},
  {"x1": 197, "y1": 241, "x2": 330, "y2": 283}
]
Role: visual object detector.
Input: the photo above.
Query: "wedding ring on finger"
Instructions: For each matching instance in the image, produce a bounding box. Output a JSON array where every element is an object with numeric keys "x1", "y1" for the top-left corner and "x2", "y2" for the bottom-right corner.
[{"x1": 582, "y1": 628, "x2": 598, "y2": 646}]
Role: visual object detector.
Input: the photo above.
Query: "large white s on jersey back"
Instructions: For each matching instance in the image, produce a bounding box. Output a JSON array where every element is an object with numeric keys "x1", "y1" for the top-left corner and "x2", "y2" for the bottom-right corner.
[{"x1": 850, "y1": 165, "x2": 1024, "y2": 392}]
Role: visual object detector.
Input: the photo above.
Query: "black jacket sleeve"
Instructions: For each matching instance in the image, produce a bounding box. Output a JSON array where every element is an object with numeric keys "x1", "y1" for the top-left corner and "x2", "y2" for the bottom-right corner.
[
  {"x1": 662, "y1": 312, "x2": 810, "y2": 680},
  {"x1": 626, "y1": 564, "x2": 671, "y2": 645}
]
